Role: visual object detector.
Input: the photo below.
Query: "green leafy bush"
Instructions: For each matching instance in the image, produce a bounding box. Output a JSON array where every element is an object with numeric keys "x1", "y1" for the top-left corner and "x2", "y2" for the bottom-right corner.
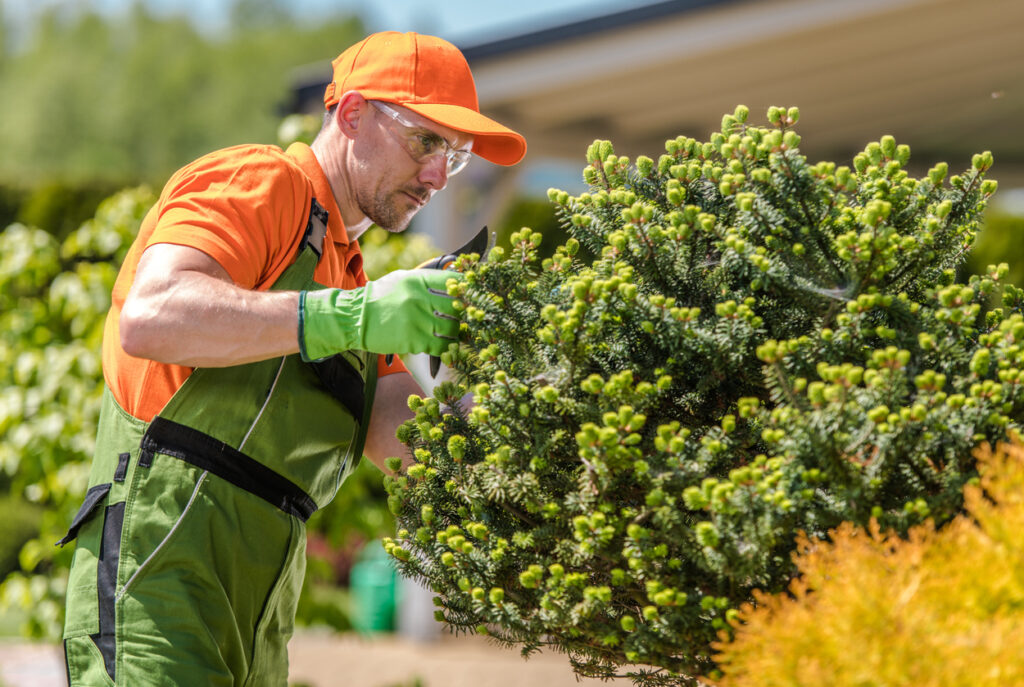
[
  {"x1": 4, "y1": 182, "x2": 124, "y2": 240},
  {"x1": 382, "y1": 106, "x2": 1010, "y2": 685},
  {"x1": 0, "y1": 492, "x2": 43, "y2": 579},
  {"x1": 0, "y1": 187, "x2": 155, "y2": 638},
  {"x1": 967, "y1": 210, "x2": 1024, "y2": 286}
]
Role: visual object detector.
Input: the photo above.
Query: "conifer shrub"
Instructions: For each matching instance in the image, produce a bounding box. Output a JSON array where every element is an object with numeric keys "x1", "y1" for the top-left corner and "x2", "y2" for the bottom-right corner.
[
  {"x1": 713, "y1": 439, "x2": 1024, "y2": 687},
  {"x1": 382, "y1": 105, "x2": 1012, "y2": 685}
]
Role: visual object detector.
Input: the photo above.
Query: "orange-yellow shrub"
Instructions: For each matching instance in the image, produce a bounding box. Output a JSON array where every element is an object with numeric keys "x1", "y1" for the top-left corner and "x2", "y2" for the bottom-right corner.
[{"x1": 714, "y1": 440, "x2": 1024, "y2": 687}]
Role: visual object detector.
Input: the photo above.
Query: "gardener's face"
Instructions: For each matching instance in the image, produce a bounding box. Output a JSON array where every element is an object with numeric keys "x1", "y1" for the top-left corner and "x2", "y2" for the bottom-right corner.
[{"x1": 353, "y1": 102, "x2": 472, "y2": 232}]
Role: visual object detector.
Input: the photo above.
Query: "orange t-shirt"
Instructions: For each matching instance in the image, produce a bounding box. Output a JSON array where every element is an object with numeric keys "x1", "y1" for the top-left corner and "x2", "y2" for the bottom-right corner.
[{"x1": 103, "y1": 142, "x2": 406, "y2": 422}]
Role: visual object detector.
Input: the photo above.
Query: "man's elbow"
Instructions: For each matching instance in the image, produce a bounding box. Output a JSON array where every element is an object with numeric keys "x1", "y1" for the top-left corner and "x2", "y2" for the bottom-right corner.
[{"x1": 119, "y1": 298, "x2": 163, "y2": 360}]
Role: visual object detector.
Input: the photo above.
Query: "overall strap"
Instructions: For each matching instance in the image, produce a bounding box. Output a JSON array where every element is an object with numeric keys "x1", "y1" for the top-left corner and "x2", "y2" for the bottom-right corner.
[
  {"x1": 299, "y1": 198, "x2": 329, "y2": 260},
  {"x1": 141, "y1": 417, "x2": 317, "y2": 521},
  {"x1": 139, "y1": 193, "x2": 373, "y2": 514}
]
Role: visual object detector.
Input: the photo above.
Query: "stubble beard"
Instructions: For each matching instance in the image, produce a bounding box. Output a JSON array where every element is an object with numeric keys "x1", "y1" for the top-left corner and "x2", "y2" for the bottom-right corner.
[{"x1": 362, "y1": 186, "x2": 429, "y2": 233}]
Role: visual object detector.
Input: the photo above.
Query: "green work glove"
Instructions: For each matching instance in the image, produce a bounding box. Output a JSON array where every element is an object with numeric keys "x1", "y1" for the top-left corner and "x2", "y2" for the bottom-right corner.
[{"x1": 299, "y1": 269, "x2": 461, "y2": 361}]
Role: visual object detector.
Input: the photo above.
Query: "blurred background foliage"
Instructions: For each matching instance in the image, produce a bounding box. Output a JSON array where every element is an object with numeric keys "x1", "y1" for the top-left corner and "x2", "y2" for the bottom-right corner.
[
  {"x1": 0, "y1": 0, "x2": 364, "y2": 240},
  {"x1": 0, "y1": 1, "x2": 364, "y2": 188},
  {"x1": 0, "y1": 187, "x2": 156, "y2": 637},
  {"x1": 967, "y1": 210, "x2": 1024, "y2": 287}
]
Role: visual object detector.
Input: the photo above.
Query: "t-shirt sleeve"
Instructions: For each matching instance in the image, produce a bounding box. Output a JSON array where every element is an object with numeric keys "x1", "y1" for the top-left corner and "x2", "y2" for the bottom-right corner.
[
  {"x1": 146, "y1": 147, "x2": 309, "y2": 289},
  {"x1": 378, "y1": 353, "x2": 409, "y2": 377}
]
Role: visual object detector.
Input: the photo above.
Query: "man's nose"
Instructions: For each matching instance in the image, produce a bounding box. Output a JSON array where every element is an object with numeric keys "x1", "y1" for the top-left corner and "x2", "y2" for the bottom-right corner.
[{"x1": 418, "y1": 154, "x2": 449, "y2": 191}]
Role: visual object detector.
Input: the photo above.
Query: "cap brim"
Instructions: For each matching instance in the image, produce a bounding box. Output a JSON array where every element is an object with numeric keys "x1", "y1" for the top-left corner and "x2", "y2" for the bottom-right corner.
[{"x1": 401, "y1": 102, "x2": 526, "y2": 166}]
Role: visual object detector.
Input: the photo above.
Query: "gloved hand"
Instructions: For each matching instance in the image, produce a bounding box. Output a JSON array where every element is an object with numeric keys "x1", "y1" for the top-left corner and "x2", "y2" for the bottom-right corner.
[{"x1": 299, "y1": 269, "x2": 461, "y2": 361}]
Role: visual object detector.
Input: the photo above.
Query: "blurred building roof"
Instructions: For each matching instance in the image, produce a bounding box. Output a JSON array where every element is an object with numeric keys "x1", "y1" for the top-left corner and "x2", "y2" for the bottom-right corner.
[
  {"x1": 291, "y1": 0, "x2": 1024, "y2": 244},
  {"x1": 460, "y1": 0, "x2": 1024, "y2": 182}
]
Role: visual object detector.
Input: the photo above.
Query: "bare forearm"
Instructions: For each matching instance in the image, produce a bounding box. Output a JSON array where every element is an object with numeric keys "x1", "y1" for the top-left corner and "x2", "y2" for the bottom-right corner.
[
  {"x1": 120, "y1": 244, "x2": 302, "y2": 367},
  {"x1": 363, "y1": 372, "x2": 418, "y2": 472},
  {"x1": 362, "y1": 373, "x2": 476, "y2": 473}
]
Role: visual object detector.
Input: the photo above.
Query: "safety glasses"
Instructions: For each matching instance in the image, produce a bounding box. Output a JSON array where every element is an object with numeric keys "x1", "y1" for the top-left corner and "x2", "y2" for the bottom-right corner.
[{"x1": 370, "y1": 100, "x2": 472, "y2": 176}]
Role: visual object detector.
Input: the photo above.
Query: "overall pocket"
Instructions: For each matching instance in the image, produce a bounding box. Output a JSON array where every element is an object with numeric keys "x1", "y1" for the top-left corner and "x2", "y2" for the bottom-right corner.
[
  {"x1": 61, "y1": 482, "x2": 125, "y2": 684},
  {"x1": 61, "y1": 483, "x2": 113, "y2": 638},
  {"x1": 57, "y1": 483, "x2": 112, "y2": 548}
]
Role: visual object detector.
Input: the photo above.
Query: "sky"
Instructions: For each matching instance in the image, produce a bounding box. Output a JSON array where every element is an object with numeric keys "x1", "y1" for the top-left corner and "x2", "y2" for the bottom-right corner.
[{"x1": 4, "y1": 0, "x2": 637, "y2": 45}]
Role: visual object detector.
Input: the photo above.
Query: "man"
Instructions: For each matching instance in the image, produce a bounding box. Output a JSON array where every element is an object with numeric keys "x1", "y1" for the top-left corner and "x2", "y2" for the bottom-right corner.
[{"x1": 58, "y1": 31, "x2": 525, "y2": 686}]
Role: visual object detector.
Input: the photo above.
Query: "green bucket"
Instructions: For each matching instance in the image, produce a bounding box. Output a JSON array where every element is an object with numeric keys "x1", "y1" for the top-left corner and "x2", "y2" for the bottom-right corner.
[{"x1": 349, "y1": 540, "x2": 397, "y2": 633}]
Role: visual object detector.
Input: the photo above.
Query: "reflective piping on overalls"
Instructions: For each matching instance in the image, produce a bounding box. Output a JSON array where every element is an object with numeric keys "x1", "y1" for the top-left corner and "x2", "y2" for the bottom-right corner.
[
  {"x1": 238, "y1": 356, "x2": 287, "y2": 453},
  {"x1": 116, "y1": 472, "x2": 208, "y2": 601},
  {"x1": 332, "y1": 456, "x2": 350, "y2": 499}
]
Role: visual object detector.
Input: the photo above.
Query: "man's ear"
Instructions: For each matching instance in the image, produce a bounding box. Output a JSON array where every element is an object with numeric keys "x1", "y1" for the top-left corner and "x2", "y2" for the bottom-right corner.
[{"x1": 335, "y1": 91, "x2": 368, "y2": 138}]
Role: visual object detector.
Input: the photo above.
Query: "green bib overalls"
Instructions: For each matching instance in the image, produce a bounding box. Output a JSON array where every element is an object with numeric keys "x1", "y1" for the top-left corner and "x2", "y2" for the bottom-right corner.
[{"x1": 59, "y1": 200, "x2": 376, "y2": 686}]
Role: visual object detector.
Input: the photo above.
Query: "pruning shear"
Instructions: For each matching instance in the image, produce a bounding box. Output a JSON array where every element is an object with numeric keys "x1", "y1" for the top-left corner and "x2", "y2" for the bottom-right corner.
[
  {"x1": 417, "y1": 224, "x2": 495, "y2": 271},
  {"x1": 410, "y1": 225, "x2": 495, "y2": 385}
]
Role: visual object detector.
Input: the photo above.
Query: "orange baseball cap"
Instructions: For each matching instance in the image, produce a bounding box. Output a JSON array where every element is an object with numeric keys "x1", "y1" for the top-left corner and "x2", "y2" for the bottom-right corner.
[{"x1": 323, "y1": 31, "x2": 526, "y2": 166}]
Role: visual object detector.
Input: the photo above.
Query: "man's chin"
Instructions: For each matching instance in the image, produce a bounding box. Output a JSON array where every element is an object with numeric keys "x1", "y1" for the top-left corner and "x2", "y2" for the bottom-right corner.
[
  {"x1": 371, "y1": 214, "x2": 413, "y2": 234},
  {"x1": 365, "y1": 195, "x2": 421, "y2": 233}
]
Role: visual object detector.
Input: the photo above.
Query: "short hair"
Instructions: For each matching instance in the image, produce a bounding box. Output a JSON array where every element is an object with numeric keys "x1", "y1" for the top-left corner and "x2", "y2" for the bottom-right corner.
[
  {"x1": 311, "y1": 104, "x2": 338, "y2": 146},
  {"x1": 321, "y1": 104, "x2": 337, "y2": 131}
]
